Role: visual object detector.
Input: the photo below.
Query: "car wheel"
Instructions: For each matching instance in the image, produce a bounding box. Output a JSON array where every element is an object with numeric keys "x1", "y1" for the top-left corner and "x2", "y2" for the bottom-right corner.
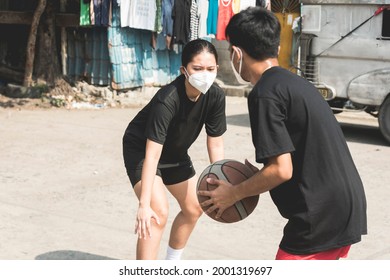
[{"x1": 379, "y1": 95, "x2": 390, "y2": 144}]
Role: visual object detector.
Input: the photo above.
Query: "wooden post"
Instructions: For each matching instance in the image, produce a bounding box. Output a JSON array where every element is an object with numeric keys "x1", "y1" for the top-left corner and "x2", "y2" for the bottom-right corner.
[
  {"x1": 23, "y1": 0, "x2": 47, "y2": 87},
  {"x1": 60, "y1": 0, "x2": 67, "y2": 76}
]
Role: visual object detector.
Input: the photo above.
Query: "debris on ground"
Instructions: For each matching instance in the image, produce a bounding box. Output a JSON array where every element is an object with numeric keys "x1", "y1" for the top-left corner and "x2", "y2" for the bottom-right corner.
[{"x1": 0, "y1": 78, "x2": 159, "y2": 110}]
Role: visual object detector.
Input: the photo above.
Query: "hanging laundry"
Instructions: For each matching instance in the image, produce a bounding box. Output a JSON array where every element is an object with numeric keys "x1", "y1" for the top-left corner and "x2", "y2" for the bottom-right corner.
[
  {"x1": 162, "y1": 0, "x2": 174, "y2": 49},
  {"x1": 172, "y1": 0, "x2": 192, "y2": 45},
  {"x1": 150, "y1": 0, "x2": 163, "y2": 50},
  {"x1": 108, "y1": 2, "x2": 182, "y2": 90},
  {"x1": 162, "y1": 0, "x2": 174, "y2": 37},
  {"x1": 216, "y1": 0, "x2": 233, "y2": 40},
  {"x1": 190, "y1": 0, "x2": 200, "y2": 41},
  {"x1": 120, "y1": 0, "x2": 157, "y2": 31},
  {"x1": 91, "y1": 0, "x2": 110, "y2": 26},
  {"x1": 155, "y1": 0, "x2": 163, "y2": 33},
  {"x1": 232, "y1": 0, "x2": 240, "y2": 14},
  {"x1": 207, "y1": 0, "x2": 218, "y2": 36},
  {"x1": 80, "y1": 0, "x2": 91, "y2": 26},
  {"x1": 198, "y1": 0, "x2": 209, "y2": 38},
  {"x1": 90, "y1": 0, "x2": 95, "y2": 25},
  {"x1": 118, "y1": 0, "x2": 130, "y2": 27}
]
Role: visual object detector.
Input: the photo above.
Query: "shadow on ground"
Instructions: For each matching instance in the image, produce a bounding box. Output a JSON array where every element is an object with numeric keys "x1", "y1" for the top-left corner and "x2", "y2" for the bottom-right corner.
[
  {"x1": 226, "y1": 114, "x2": 250, "y2": 127},
  {"x1": 339, "y1": 122, "x2": 388, "y2": 147},
  {"x1": 35, "y1": 250, "x2": 116, "y2": 260},
  {"x1": 226, "y1": 113, "x2": 388, "y2": 146}
]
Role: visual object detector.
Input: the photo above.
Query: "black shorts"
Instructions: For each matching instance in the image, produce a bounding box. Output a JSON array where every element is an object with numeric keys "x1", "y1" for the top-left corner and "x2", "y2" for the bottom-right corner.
[{"x1": 125, "y1": 159, "x2": 196, "y2": 187}]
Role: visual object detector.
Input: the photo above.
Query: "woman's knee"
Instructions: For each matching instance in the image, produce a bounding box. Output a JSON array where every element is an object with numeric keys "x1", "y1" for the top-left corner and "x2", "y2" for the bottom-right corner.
[
  {"x1": 182, "y1": 203, "x2": 203, "y2": 221},
  {"x1": 153, "y1": 206, "x2": 169, "y2": 228}
]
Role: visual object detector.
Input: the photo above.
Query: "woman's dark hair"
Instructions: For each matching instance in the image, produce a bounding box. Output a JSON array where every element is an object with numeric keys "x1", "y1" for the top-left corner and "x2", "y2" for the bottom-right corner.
[
  {"x1": 225, "y1": 7, "x2": 280, "y2": 60},
  {"x1": 181, "y1": 39, "x2": 218, "y2": 67}
]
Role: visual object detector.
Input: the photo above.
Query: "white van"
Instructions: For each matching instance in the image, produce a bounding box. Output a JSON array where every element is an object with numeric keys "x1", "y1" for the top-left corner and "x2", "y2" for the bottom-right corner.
[{"x1": 297, "y1": 0, "x2": 390, "y2": 143}]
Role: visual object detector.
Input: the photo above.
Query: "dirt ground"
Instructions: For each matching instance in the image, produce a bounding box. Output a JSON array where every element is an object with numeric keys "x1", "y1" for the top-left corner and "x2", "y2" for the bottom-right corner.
[{"x1": 0, "y1": 95, "x2": 389, "y2": 260}]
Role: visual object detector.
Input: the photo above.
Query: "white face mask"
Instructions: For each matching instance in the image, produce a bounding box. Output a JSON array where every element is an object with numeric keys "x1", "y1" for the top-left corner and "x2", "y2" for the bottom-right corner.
[
  {"x1": 230, "y1": 48, "x2": 251, "y2": 85},
  {"x1": 184, "y1": 68, "x2": 217, "y2": 94}
]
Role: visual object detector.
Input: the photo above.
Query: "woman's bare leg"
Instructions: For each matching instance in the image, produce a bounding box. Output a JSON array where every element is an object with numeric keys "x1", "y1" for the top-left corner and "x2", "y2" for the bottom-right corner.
[
  {"x1": 166, "y1": 176, "x2": 203, "y2": 251},
  {"x1": 133, "y1": 176, "x2": 169, "y2": 260}
]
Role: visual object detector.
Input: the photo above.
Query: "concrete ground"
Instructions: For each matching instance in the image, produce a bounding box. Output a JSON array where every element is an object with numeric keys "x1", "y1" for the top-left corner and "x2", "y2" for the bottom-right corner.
[{"x1": 0, "y1": 95, "x2": 389, "y2": 260}]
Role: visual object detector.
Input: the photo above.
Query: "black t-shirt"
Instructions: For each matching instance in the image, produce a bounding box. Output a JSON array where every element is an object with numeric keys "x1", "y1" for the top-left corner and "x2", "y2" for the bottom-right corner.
[
  {"x1": 123, "y1": 74, "x2": 226, "y2": 166},
  {"x1": 248, "y1": 67, "x2": 367, "y2": 254}
]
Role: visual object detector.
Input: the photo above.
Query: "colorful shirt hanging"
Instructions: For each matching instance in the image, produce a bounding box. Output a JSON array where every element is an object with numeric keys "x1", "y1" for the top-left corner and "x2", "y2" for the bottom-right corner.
[
  {"x1": 207, "y1": 0, "x2": 218, "y2": 36},
  {"x1": 80, "y1": 0, "x2": 91, "y2": 26},
  {"x1": 216, "y1": 0, "x2": 234, "y2": 40}
]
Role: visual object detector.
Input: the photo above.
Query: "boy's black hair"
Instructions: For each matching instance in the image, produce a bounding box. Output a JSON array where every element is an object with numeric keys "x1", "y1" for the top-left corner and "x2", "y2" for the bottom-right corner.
[{"x1": 225, "y1": 7, "x2": 280, "y2": 61}]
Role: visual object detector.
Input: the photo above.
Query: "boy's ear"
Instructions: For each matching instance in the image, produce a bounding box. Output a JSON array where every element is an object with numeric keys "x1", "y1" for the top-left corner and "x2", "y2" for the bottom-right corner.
[{"x1": 231, "y1": 46, "x2": 241, "y2": 61}]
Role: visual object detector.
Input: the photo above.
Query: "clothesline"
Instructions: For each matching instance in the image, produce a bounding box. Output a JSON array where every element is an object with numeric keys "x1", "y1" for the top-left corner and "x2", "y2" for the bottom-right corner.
[
  {"x1": 80, "y1": 0, "x2": 269, "y2": 46},
  {"x1": 74, "y1": 0, "x2": 270, "y2": 90}
]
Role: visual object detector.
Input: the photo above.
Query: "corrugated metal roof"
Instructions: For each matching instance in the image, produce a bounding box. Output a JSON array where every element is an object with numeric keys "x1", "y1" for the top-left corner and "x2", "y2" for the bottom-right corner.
[{"x1": 66, "y1": 27, "x2": 110, "y2": 86}]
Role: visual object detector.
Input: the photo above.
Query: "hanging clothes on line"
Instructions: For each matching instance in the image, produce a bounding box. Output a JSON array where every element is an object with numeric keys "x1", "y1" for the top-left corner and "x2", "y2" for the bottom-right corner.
[
  {"x1": 120, "y1": 0, "x2": 157, "y2": 31},
  {"x1": 80, "y1": 0, "x2": 91, "y2": 26},
  {"x1": 216, "y1": 0, "x2": 233, "y2": 40},
  {"x1": 207, "y1": 0, "x2": 218, "y2": 36},
  {"x1": 80, "y1": 0, "x2": 111, "y2": 26},
  {"x1": 155, "y1": 0, "x2": 163, "y2": 33},
  {"x1": 80, "y1": 0, "x2": 263, "y2": 41},
  {"x1": 92, "y1": 0, "x2": 111, "y2": 26},
  {"x1": 74, "y1": 0, "x2": 267, "y2": 90},
  {"x1": 172, "y1": 0, "x2": 192, "y2": 45},
  {"x1": 162, "y1": 0, "x2": 174, "y2": 49},
  {"x1": 232, "y1": 0, "x2": 240, "y2": 14},
  {"x1": 198, "y1": 0, "x2": 209, "y2": 38},
  {"x1": 108, "y1": 2, "x2": 182, "y2": 90},
  {"x1": 190, "y1": 0, "x2": 200, "y2": 41}
]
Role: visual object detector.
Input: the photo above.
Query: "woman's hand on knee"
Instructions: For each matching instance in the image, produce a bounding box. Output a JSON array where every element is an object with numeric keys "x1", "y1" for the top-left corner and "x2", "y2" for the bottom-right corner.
[{"x1": 135, "y1": 206, "x2": 161, "y2": 239}]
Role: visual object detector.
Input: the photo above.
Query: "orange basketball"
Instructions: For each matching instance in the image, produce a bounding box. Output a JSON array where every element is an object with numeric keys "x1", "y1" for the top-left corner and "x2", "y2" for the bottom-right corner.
[{"x1": 197, "y1": 159, "x2": 259, "y2": 223}]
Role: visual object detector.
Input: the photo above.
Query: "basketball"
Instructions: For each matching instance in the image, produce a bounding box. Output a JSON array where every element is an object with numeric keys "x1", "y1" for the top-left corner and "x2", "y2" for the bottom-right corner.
[{"x1": 196, "y1": 159, "x2": 259, "y2": 223}]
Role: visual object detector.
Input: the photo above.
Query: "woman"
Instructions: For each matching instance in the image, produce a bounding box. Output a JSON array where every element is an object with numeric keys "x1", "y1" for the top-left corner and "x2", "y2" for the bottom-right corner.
[{"x1": 122, "y1": 39, "x2": 226, "y2": 260}]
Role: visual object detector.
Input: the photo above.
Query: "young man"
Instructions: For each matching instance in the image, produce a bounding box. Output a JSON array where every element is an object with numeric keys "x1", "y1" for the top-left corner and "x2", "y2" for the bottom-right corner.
[{"x1": 198, "y1": 7, "x2": 367, "y2": 260}]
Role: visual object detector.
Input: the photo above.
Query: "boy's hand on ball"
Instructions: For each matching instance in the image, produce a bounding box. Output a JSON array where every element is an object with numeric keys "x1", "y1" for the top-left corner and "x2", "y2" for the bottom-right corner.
[{"x1": 198, "y1": 178, "x2": 238, "y2": 219}]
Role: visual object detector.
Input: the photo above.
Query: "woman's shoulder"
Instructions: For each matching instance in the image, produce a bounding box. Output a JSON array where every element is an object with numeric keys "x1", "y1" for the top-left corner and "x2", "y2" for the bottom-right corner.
[
  {"x1": 153, "y1": 75, "x2": 185, "y2": 107},
  {"x1": 208, "y1": 82, "x2": 226, "y2": 99}
]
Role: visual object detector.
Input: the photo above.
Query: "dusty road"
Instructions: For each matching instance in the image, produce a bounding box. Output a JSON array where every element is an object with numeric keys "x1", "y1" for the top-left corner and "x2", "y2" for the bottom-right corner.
[{"x1": 0, "y1": 96, "x2": 389, "y2": 260}]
